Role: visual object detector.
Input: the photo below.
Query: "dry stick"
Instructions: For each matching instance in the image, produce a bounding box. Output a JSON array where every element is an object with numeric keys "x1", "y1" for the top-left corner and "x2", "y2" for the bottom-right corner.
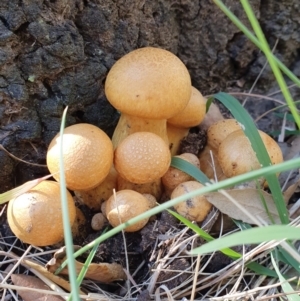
[
  {"x1": 0, "y1": 144, "x2": 46, "y2": 167},
  {"x1": 190, "y1": 254, "x2": 201, "y2": 301},
  {"x1": 1, "y1": 246, "x2": 33, "y2": 284},
  {"x1": 268, "y1": 83, "x2": 298, "y2": 97},
  {"x1": 242, "y1": 39, "x2": 279, "y2": 107},
  {"x1": 147, "y1": 227, "x2": 190, "y2": 294},
  {"x1": 113, "y1": 189, "x2": 131, "y2": 296},
  {"x1": 0, "y1": 269, "x2": 18, "y2": 301},
  {"x1": 0, "y1": 251, "x2": 83, "y2": 299},
  {"x1": 229, "y1": 92, "x2": 286, "y2": 105},
  {"x1": 209, "y1": 277, "x2": 299, "y2": 301},
  {"x1": 228, "y1": 245, "x2": 246, "y2": 295},
  {"x1": 174, "y1": 232, "x2": 274, "y2": 299}
]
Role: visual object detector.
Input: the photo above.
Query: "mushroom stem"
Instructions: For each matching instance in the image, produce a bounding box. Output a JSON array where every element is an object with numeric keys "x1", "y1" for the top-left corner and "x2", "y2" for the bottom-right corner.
[
  {"x1": 112, "y1": 114, "x2": 168, "y2": 148},
  {"x1": 117, "y1": 175, "x2": 163, "y2": 200},
  {"x1": 166, "y1": 123, "x2": 189, "y2": 155}
]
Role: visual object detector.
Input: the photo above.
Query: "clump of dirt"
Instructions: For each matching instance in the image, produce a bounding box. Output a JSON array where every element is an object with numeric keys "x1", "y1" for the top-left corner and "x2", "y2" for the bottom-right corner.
[{"x1": 179, "y1": 127, "x2": 207, "y2": 156}]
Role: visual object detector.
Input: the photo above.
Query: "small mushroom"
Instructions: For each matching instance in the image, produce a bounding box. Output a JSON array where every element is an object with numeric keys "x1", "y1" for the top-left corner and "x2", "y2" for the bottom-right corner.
[
  {"x1": 200, "y1": 102, "x2": 224, "y2": 131},
  {"x1": 207, "y1": 119, "x2": 242, "y2": 150},
  {"x1": 91, "y1": 213, "x2": 107, "y2": 231},
  {"x1": 7, "y1": 181, "x2": 76, "y2": 246},
  {"x1": 114, "y1": 132, "x2": 171, "y2": 184},
  {"x1": 105, "y1": 47, "x2": 192, "y2": 147},
  {"x1": 142, "y1": 193, "x2": 157, "y2": 209},
  {"x1": 167, "y1": 87, "x2": 206, "y2": 155},
  {"x1": 47, "y1": 123, "x2": 113, "y2": 191},
  {"x1": 106, "y1": 190, "x2": 151, "y2": 232},
  {"x1": 171, "y1": 181, "x2": 212, "y2": 222},
  {"x1": 162, "y1": 153, "x2": 200, "y2": 196},
  {"x1": 198, "y1": 145, "x2": 226, "y2": 181},
  {"x1": 218, "y1": 129, "x2": 283, "y2": 178}
]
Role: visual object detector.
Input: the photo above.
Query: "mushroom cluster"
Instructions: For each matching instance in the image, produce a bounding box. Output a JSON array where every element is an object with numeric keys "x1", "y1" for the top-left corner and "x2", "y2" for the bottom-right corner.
[
  {"x1": 6, "y1": 47, "x2": 218, "y2": 246},
  {"x1": 199, "y1": 118, "x2": 283, "y2": 181},
  {"x1": 7, "y1": 47, "x2": 285, "y2": 248}
]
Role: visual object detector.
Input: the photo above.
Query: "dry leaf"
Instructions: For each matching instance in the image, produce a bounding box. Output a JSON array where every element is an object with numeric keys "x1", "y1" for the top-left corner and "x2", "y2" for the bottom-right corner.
[
  {"x1": 11, "y1": 274, "x2": 64, "y2": 301},
  {"x1": 46, "y1": 247, "x2": 126, "y2": 283},
  {"x1": 204, "y1": 189, "x2": 281, "y2": 225},
  {"x1": 284, "y1": 178, "x2": 300, "y2": 204},
  {"x1": 21, "y1": 256, "x2": 80, "y2": 294}
]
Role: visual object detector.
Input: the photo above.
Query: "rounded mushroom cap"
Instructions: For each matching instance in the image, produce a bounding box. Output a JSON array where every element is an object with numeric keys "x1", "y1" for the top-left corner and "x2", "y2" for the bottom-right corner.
[
  {"x1": 207, "y1": 119, "x2": 242, "y2": 150},
  {"x1": 47, "y1": 123, "x2": 113, "y2": 191},
  {"x1": 218, "y1": 130, "x2": 283, "y2": 177},
  {"x1": 198, "y1": 145, "x2": 226, "y2": 181},
  {"x1": 171, "y1": 181, "x2": 212, "y2": 222},
  {"x1": 91, "y1": 213, "x2": 107, "y2": 231},
  {"x1": 162, "y1": 153, "x2": 200, "y2": 193},
  {"x1": 114, "y1": 132, "x2": 171, "y2": 184},
  {"x1": 167, "y1": 87, "x2": 206, "y2": 128},
  {"x1": 7, "y1": 181, "x2": 76, "y2": 246},
  {"x1": 105, "y1": 47, "x2": 192, "y2": 119},
  {"x1": 106, "y1": 190, "x2": 150, "y2": 232}
]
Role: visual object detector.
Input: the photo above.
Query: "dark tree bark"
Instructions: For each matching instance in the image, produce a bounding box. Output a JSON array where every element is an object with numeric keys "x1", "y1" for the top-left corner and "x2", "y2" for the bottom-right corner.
[{"x1": 0, "y1": 0, "x2": 299, "y2": 192}]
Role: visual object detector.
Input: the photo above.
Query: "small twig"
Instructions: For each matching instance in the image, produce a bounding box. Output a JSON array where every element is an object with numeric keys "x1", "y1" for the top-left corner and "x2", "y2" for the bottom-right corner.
[
  {"x1": 242, "y1": 39, "x2": 279, "y2": 106},
  {"x1": 0, "y1": 144, "x2": 46, "y2": 167}
]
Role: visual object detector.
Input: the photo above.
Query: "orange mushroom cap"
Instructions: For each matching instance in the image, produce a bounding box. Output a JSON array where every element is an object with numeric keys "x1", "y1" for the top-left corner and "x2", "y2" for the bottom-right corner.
[
  {"x1": 47, "y1": 123, "x2": 113, "y2": 191},
  {"x1": 105, "y1": 47, "x2": 192, "y2": 120},
  {"x1": 167, "y1": 87, "x2": 206, "y2": 128},
  {"x1": 7, "y1": 181, "x2": 76, "y2": 246},
  {"x1": 114, "y1": 132, "x2": 171, "y2": 184}
]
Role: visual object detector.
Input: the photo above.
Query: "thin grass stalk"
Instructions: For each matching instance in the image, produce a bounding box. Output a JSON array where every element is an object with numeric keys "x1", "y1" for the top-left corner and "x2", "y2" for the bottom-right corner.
[
  {"x1": 212, "y1": 0, "x2": 300, "y2": 89},
  {"x1": 58, "y1": 107, "x2": 80, "y2": 301},
  {"x1": 240, "y1": 0, "x2": 300, "y2": 130}
]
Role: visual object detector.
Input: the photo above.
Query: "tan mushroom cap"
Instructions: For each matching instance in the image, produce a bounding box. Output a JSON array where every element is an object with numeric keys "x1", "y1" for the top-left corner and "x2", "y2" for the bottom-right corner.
[
  {"x1": 162, "y1": 153, "x2": 200, "y2": 194},
  {"x1": 105, "y1": 47, "x2": 192, "y2": 119},
  {"x1": 114, "y1": 132, "x2": 171, "y2": 184},
  {"x1": 207, "y1": 119, "x2": 242, "y2": 150},
  {"x1": 7, "y1": 181, "x2": 76, "y2": 246},
  {"x1": 91, "y1": 213, "x2": 107, "y2": 231},
  {"x1": 171, "y1": 181, "x2": 212, "y2": 222},
  {"x1": 106, "y1": 190, "x2": 150, "y2": 232},
  {"x1": 167, "y1": 87, "x2": 206, "y2": 128},
  {"x1": 218, "y1": 129, "x2": 283, "y2": 177},
  {"x1": 47, "y1": 123, "x2": 113, "y2": 191}
]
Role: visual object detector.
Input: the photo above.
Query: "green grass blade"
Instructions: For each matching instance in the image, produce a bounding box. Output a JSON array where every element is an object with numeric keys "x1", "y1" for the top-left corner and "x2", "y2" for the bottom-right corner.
[
  {"x1": 55, "y1": 156, "x2": 300, "y2": 272},
  {"x1": 246, "y1": 262, "x2": 278, "y2": 278},
  {"x1": 212, "y1": 0, "x2": 300, "y2": 88},
  {"x1": 240, "y1": 0, "x2": 300, "y2": 131},
  {"x1": 277, "y1": 246, "x2": 300, "y2": 274},
  {"x1": 171, "y1": 157, "x2": 210, "y2": 184},
  {"x1": 59, "y1": 107, "x2": 80, "y2": 301},
  {"x1": 214, "y1": 92, "x2": 289, "y2": 224},
  {"x1": 233, "y1": 219, "x2": 252, "y2": 230},
  {"x1": 167, "y1": 209, "x2": 241, "y2": 259},
  {"x1": 76, "y1": 241, "x2": 100, "y2": 287},
  {"x1": 191, "y1": 225, "x2": 300, "y2": 255},
  {"x1": 0, "y1": 174, "x2": 53, "y2": 205},
  {"x1": 271, "y1": 251, "x2": 300, "y2": 301},
  {"x1": 205, "y1": 96, "x2": 214, "y2": 113}
]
